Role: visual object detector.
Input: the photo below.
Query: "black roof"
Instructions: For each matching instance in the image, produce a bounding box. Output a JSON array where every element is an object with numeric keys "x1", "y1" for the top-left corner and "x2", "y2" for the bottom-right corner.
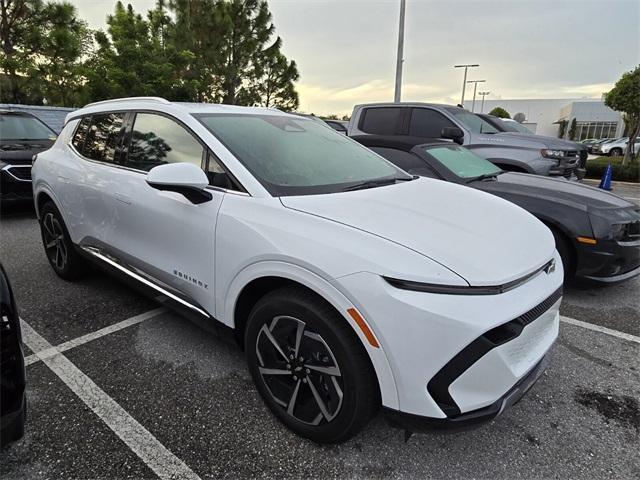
[{"x1": 350, "y1": 134, "x2": 449, "y2": 152}]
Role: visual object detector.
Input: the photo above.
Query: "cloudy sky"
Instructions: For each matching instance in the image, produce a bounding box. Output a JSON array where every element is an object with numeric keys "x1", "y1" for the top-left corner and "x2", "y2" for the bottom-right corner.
[{"x1": 69, "y1": 0, "x2": 639, "y2": 116}]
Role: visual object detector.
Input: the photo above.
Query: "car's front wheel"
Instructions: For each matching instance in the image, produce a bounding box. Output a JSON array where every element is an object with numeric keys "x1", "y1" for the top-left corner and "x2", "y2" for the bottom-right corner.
[
  {"x1": 609, "y1": 147, "x2": 623, "y2": 156},
  {"x1": 39, "y1": 202, "x2": 87, "y2": 280},
  {"x1": 245, "y1": 286, "x2": 379, "y2": 443}
]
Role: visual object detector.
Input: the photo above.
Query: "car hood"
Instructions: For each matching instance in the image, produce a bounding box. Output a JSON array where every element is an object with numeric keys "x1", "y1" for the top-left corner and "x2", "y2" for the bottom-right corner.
[
  {"x1": 497, "y1": 132, "x2": 582, "y2": 150},
  {"x1": 280, "y1": 178, "x2": 555, "y2": 286},
  {"x1": 477, "y1": 173, "x2": 635, "y2": 211},
  {"x1": 0, "y1": 139, "x2": 54, "y2": 164}
]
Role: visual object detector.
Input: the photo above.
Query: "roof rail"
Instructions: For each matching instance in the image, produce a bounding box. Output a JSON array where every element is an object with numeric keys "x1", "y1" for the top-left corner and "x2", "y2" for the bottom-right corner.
[{"x1": 84, "y1": 96, "x2": 170, "y2": 108}]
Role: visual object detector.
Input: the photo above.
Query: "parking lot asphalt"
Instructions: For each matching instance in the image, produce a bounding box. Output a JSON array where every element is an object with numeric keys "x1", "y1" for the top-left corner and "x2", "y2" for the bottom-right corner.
[{"x1": 1, "y1": 207, "x2": 639, "y2": 479}]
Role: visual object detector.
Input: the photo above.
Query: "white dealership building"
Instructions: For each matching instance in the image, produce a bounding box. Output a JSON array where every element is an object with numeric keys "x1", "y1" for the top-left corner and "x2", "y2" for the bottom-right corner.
[{"x1": 463, "y1": 98, "x2": 625, "y2": 140}]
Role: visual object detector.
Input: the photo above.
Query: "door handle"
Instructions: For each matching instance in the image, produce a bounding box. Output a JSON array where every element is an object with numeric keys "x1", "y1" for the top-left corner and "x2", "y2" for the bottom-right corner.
[{"x1": 114, "y1": 193, "x2": 132, "y2": 205}]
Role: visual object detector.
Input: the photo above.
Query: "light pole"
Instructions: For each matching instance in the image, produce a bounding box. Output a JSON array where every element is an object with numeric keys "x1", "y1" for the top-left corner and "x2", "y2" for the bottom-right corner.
[
  {"x1": 467, "y1": 80, "x2": 486, "y2": 112},
  {"x1": 394, "y1": 0, "x2": 407, "y2": 103},
  {"x1": 454, "y1": 64, "x2": 479, "y2": 106},
  {"x1": 478, "y1": 91, "x2": 490, "y2": 113}
]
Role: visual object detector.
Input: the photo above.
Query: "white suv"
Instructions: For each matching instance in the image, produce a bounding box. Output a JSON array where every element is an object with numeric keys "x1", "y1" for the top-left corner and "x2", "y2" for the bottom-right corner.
[{"x1": 32, "y1": 97, "x2": 563, "y2": 443}]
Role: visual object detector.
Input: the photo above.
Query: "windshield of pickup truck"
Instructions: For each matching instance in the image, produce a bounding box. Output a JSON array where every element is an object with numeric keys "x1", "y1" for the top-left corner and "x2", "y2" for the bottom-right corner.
[
  {"x1": 502, "y1": 120, "x2": 533, "y2": 134},
  {"x1": 424, "y1": 144, "x2": 502, "y2": 179},
  {"x1": 196, "y1": 113, "x2": 410, "y2": 196},
  {"x1": 444, "y1": 108, "x2": 500, "y2": 134}
]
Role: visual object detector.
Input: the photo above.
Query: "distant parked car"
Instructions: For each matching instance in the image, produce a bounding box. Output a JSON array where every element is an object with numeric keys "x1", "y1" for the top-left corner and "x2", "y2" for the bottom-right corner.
[
  {"x1": 624, "y1": 138, "x2": 640, "y2": 155},
  {"x1": 1, "y1": 110, "x2": 57, "y2": 205},
  {"x1": 354, "y1": 134, "x2": 640, "y2": 283},
  {"x1": 476, "y1": 113, "x2": 587, "y2": 178},
  {"x1": 1, "y1": 263, "x2": 26, "y2": 447},
  {"x1": 579, "y1": 138, "x2": 599, "y2": 145},
  {"x1": 595, "y1": 137, "x2": 629, "y2": 156},
  {"x1": 349, "y1": 103, "x2": 583, "y2": 179},
  {"x1": 323, "y1": 119, "x2": 348, "y2": 134},
  {"x1": 586, "y1": 138, "x2": 613, "y2": 154}
]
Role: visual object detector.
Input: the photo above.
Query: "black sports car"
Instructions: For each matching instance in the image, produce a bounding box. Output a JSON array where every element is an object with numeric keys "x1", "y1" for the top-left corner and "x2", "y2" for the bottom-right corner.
[
  {"x1": 353, "y1": 135, "x2": 640, "y2": 284},
  {"x1": 1, "y1": 110, "x2": 57, "y2": 205},
  {"x1": 1, "y1": 263, "x2": 26, "y2": 447}
]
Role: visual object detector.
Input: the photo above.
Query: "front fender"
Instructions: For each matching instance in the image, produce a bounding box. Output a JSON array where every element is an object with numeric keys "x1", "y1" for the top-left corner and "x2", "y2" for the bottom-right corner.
[{"x1": 220, "y1": 260, "x2": 400, "y2": 410}]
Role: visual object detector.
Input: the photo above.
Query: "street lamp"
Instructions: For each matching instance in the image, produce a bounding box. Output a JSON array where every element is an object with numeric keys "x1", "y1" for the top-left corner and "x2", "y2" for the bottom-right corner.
[
  {"x1": 478, "y1": 91, "x2": 490, "y2": 113},
  {"x1": 454, "y1": 64, "x2": 479, "y2": 106},
  {"x1": 467, "y1": 80, "x2": 486, "y2": 112},
  {"x1": 394, "y1": 0, "x2": 407, "y2": 103}
]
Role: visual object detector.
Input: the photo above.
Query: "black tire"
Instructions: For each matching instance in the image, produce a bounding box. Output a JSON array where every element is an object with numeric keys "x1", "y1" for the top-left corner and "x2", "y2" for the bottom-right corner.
[
  {"x1": 609, "y1": 147, "x2": 622, "y2": 157},
  {"x1": 548, "y1": 226, "x2": 574, "y2": 279},
  {"x1": 245, "y1": 286, "x2": 379, "y2": 443},
  {"x1": 39, "y1": 201, "x2": 86, "y2": 280}
]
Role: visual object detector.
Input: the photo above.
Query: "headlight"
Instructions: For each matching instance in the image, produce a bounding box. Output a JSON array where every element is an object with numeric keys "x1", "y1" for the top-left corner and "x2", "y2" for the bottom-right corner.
[
  {"x1": 541, "y1": 149, "x2": 566, "y2": 158},
  {"x1": 611, "y1": 222, "x2": 640, "y2": 242}
]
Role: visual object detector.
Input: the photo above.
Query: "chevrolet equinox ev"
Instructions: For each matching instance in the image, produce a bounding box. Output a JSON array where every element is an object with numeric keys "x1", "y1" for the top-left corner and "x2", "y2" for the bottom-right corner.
[{"x1": 32, "y1": 97, "x2": 563, "y2": 443}]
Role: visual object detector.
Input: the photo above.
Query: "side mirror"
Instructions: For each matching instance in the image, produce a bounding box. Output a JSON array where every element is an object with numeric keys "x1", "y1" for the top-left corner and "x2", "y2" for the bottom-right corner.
[
  {"x1": 441, "y1": 127, "x2": 465, "y2": 145},
  {"x1": 146, "y1": 163, "x2": 212, "y2": 204}
]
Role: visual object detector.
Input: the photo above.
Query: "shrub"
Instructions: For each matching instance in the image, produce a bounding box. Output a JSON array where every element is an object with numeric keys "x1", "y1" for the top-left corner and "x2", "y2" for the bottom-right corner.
[{"x1": 586, "y1": 156, "x2": 639, "y2": 182}]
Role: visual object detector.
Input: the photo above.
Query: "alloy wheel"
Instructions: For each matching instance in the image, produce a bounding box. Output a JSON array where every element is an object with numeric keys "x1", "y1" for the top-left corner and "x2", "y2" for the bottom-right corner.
[
  {"x1": 255, "y1": 315, "x2": 344, "y2": 425},
  {"x1": 42, "y1": 212, "x2": 67, "y2": 270}
]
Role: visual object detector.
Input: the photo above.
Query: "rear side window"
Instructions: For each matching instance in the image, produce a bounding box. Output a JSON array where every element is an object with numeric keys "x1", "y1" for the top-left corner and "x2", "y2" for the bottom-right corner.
[
  {"x1": 408, "y1": 108, "x2": 456, "y2": 138},
  {"x1": 126, "y1": 113, "x2": 204, "y2": 171},
  {"x1": 83, "y1": 113, "x2": 125, "y2": 164},
  {"x1": 71, "y1": 117, "x2": 92, "y2": 153},
  {"x1": 359, "y1": 107, "x2": 402, "y2": 134}
]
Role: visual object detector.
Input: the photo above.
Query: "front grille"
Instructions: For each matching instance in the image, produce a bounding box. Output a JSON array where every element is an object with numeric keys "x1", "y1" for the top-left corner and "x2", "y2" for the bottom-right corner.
[
  {"x1": 4, "y1": 166, "x2": 32, "y2": 181},
  {"x1": 427, "y1": 286, "x2": 562, "y2": 417},
  {"x1": 566, "y1": 150, "x2": 578, "y2": 158}
]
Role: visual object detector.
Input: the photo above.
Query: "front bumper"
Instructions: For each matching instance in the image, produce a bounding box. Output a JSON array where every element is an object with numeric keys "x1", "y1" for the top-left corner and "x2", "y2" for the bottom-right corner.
[
  {"x1": 384, "y1": 354, "x2": 549, "y2": 433},
  {"x1": 338, "y1": 251, "x2": 563, "y2": 420},
  {"x1": 575, "y1": 238, "x2": 640, "y2": 283}
]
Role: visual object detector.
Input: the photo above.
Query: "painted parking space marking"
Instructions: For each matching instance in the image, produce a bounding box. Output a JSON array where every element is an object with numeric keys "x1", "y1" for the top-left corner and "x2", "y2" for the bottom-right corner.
[
  {"x1": 24, "y1": 307, "x2": 167, "y2": 366},
  {"x1": 561, "y1": 315, "x2": 640, "y2": 344},
  {"x1": 20, "y1": 318, "x2": 201, "y2": 480}
]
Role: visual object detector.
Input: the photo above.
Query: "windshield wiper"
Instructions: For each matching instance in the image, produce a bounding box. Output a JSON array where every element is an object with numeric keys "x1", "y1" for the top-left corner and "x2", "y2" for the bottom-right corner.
[
  {"x1": 466, "y1": 171, "x2": 503, "y2": 183},
  {"x1": 342, "y1": 176, "x2": 413, "y2": 192}
]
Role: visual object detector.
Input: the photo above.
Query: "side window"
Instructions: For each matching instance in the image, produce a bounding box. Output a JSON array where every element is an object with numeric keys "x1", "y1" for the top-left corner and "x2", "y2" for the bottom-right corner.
[
  {"x1": 370, "y1": 147, "x2": 439, "y2": 178},
  {"x1": 83, "y1": 113, "x2": 125, "y2": 163},
  {"x1": 71, "y1": 117, "x2": 92, "y2": 154},
  {"x1": 359, "y1": 107, "x2": 402, "y2": 135},
  {"x1": 408, "y1": 108, "x2": 455, "y2": 138},
  {"x1": 126, "y1": 113, "x2": 203, "y2": 171},
  {"x1": 206, "y1": 151, "x2": 240, "y2": 191}
]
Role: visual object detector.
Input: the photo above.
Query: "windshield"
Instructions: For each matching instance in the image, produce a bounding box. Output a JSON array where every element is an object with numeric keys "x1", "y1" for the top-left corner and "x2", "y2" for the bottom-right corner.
[
  {"x1": 196, "y1": 113, "x2": 408, "y2": 196},
  {"x1": 444, "y1": 108, "x2": 500, "y2": 134},
  {"x1": 0, "y1": 113, "x2": 56, "y2": 141},
  {"x1": 424, "y1": 144, "x2": 502, "y2": 179}
]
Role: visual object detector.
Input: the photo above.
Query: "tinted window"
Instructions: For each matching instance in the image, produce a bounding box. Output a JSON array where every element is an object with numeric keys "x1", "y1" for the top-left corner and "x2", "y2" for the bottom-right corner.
[
  {"x1": 197, "y1": 114, "x2": 408, "y2": 196},
  {"x1": 206, "y1": 151, "x2": 240, "y2": 191},
  {"x1": 370, "y1": 147, "x2": 438, "y2": 178},
  {"x1": 325, "y1": 121, "x2": 347, "y2": 133},
  {"x1": 83, "y1": 113, "x2": 125, "y2": 163},
  {"x1": 0, "y1": 113, "x2": 56, "y2": 140},
  {"x1": 127, "y1": 113, "x2": 204, "y2": 171},
  {"x1": 444, "y1": 108, "x2": 500, "y2": 134},
  {"x1": 71, "y1": 117, "x2": 92, "y2": 153},
  {"x1": 359, "y1": 107, "x2": 402, "y2": 134},
  {"x1": 408, "y1": 108, "x2": 456, "y2": 138}
]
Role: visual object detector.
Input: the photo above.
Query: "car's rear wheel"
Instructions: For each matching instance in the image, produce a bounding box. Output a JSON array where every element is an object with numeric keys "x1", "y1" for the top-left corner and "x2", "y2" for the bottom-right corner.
[
  {"x1": 609, "y1": 147, "x2": 623, "y2": 156},
  {"x1": 39, "y1": 202, "x2": 86, "y2": 280},
  {"x1": 245, "y1": 286, "x2": 379, "y2": 443}
]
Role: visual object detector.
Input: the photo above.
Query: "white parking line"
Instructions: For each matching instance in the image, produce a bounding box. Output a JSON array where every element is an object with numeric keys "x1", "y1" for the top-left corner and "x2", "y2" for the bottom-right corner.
[
  {"x1": 20, "y1": 318, "x2": 201, "y2": 480},
  {"x1": 561, "y1": 315, "x2": 640, "y2": 344},
  {"x1": 24, "y1": 307, "x2": 167, "y2": 366}
]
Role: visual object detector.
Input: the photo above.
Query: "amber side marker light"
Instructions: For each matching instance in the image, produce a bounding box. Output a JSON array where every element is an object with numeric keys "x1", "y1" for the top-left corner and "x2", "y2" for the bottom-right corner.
[
  {"x1": 576, "y1": 236, "x2": 597, "y2": 245},
  {"x1": 347, "y1": 308, "x2": 380, "y2": 348}
]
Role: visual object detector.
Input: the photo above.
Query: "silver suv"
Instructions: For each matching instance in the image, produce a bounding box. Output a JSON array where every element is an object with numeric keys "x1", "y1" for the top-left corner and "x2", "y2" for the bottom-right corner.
[{"x1": 348, "y1": 103, "x2": 582, "y2": 178}]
